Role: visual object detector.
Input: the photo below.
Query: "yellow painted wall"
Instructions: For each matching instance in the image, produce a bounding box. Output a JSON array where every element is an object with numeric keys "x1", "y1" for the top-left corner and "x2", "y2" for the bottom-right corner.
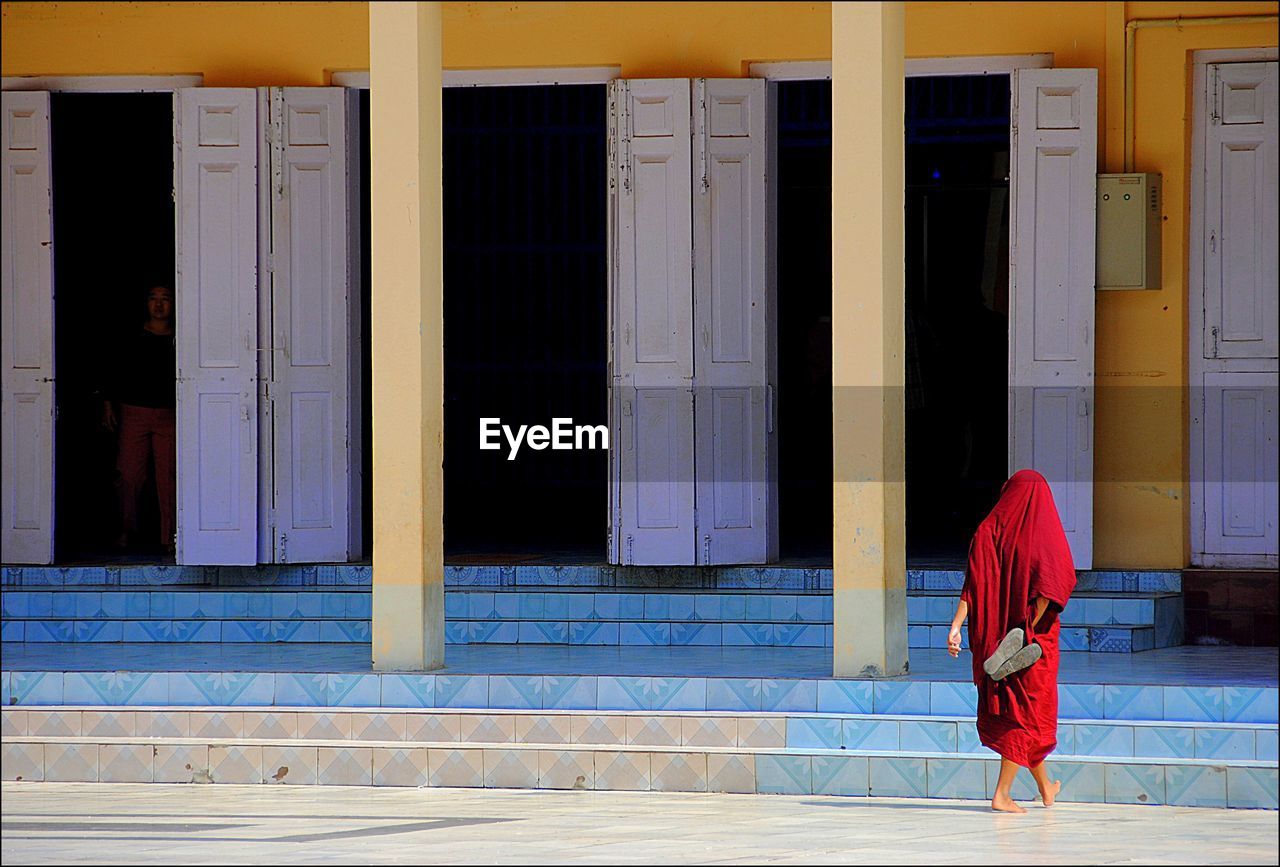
[{"x1": 3, "y1": 1, "x2": 1277, "y2": 567}]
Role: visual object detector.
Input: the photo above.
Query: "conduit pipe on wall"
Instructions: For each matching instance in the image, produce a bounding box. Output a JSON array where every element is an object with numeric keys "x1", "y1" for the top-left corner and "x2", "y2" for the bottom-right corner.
[{"x1": 1125, "y1": 14, "x2": 1278, "y2": 171}]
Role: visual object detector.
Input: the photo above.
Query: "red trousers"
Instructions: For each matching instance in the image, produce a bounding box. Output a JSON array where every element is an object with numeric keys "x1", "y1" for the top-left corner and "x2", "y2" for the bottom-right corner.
[{"x1": 116, "y1": 404, "x2": 176, "y2": 546}]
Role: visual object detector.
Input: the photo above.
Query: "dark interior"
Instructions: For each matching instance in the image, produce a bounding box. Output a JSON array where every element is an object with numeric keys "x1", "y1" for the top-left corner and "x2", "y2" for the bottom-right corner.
[
  {"x1": 50, "y1": 93, "x2": 175, "y2": 562},
  {"x1": 775, "y1": 74, "x2": 1010, "y2": 565},
  {"x1": 441, "y1": 84, "x2": 608, "y2": 558}
]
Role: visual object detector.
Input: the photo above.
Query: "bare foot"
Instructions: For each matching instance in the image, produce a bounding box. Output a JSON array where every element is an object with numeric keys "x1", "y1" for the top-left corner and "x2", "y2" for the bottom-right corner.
[
  {"x1": 1038, "y1": 779, "x2": 1062, "y2": 807},
  {"x1": 991, "y1": 793, "x2": 1027, "y2": 814}
]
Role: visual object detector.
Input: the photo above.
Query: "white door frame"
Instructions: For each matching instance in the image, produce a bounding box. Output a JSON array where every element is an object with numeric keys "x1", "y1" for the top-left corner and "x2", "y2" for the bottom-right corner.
[
  {"x1": 1, "y1": 75, "x2": 203, "y2": 92},
  {"x1": 1188, "y1": 46, "x2": 1280, "y2": 569}
]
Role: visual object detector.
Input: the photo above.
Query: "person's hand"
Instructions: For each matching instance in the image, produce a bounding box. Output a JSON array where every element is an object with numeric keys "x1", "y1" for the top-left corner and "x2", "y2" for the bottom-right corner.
[
  {"x1": 947, "y1": 625, "x2": 962, "y2": 658},
  {"x1": 101, "y1": 401, "x2": 117, "y2": 433}
]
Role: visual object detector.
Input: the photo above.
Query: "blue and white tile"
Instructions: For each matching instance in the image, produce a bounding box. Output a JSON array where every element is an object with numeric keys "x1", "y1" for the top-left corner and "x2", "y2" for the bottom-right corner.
[
  {"x1": 379, "y1": 675, "x2": 435, "y2": 709},
  {"x1": 542, "y1": 676, "x2": 597, "y2": 710},
  {"x1": 1226, "y1": 767, "x2": 1278, "y2": 810},
  {"x1": 811, "y1": 755, "x2": 868, "y2": 796},
  {"x1": 1195, "y1": 728, "x2": 1256, "y2": 760},
  {"x1": 874, "y1": 681, "x2": 930, "y2": 715},
  {"x1": 650, "y1": 677, "x2": 706, "y2": 711},
  {"x1": 817, "y1": 680, "x2": 873, "y2": 714},
  {"x1": 957, "y1": 724, "x2": 991, "y2": 756},
  {"x1": 434, "y1": 675, "x2": 489, "y2": 709},
  {"x1": 1070, "y1": 723, "x2": 1133, "y2": 757},
  {"x1": 900, "y1": 720, "x2": 957, "y2": 752},
  {"x1": 568, "y1": 621, "x2": 619, "y2": 645},
  {"x1": 9, "y1": 672, "x2": 63, "y2": 705},
  {"x1": 760, "y1": 679, "x2": 817, "y2": 713},
  {"x1": 1166, "y1": 765, "x2": 1228, "y2": 808},
  {"x1": 707, "y1": 678, "x2": 762, "y2": 712},
  {"x1": 869, "y1": 757, "x2": 927, "y2": 798},
  {"x1": 669, "y1": 622, "x2": 721, "y2": 646},
  {"x1": 619, "y1": 622, "x2": 670, "y2": 646},
  {"x1": 795, "y1": 596, "x2": 825, "y2": 623},
  {"x1": 596, "y1": 677, "x2": 650, "y2": 711},
  {"x1": 1105, "y1": 763, "x2": 1165, "y2": 805},
  {"x1": 1105, "y1": 685, "x2": 1163, "y2": 720},
  {"x1": 74, "y1": 620, "x2": 123, "y2": 642},
  {"x1": 274, "y1": 673, "x2": 328, "y2": 707},
  {"x1": 930, "y1": 682, "x2": 977, "y2": 716},
  {"x1": 1058, "y1": 684, "x2": 1105, "y2": 719},
  {"x1": 1224, "y1": 688, "x2": 1279, "y2": 724},
  {"x1": 1257, "y1": 728, "x2": 1278, "y2": 761},
  {"x1": 926, "y1": 758, "x2": 986, "y2": 800},
  {"x1": 541, "y1": 593, "x2": 571, "y2": 620},
  {"x1": 327, "y1": 674, "x2": 381, "y2": 707},
  {"x1": 1163, "y1": 686, "x2": 1224, "y2": 722},
  {"x1": 64, "y1": 672, "x2": 167, "y2": 706},
  {"x1": 842, "y1": 719, "x2": 899, "y2": 751},
  {"x1": 755, "y1": 754, "x2": 811, "y2": 795},
  {"x1": 488, "y1": 675, "x2": 544, "y2": 710},
  {"x1": 1053, "y1": 761, "x2": 1106, "y2": 803},
  {"x1": 1058, "y1": 627, "x2": 1090, "y2": 651},
  {"x1": 1089, "y1": 627, "x2": 1134, "y2": 653},
  {"x1": 1133, "y1": 726, "x2": 1194, "y2": 759},
  {"x1": 170, "y1": 673, "x2": 274, "y2": 706},
  {"x1": 518, "y1": 621, "x2": 569, "y2": 644},
  {"x1": 787, "y1": 717, "x2": 842, "y2": 749}
]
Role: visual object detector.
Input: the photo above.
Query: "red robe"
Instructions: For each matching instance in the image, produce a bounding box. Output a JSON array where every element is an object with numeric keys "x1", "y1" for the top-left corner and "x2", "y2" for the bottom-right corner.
[{"x1": 961, "y1": 469, "x2": 1077, "y2": 768}]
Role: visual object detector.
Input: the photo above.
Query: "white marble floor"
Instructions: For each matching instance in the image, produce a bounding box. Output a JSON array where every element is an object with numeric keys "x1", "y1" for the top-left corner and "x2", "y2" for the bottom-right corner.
[{"x1": 3, "y1": 782, "x2": 1276, "y2": 865}]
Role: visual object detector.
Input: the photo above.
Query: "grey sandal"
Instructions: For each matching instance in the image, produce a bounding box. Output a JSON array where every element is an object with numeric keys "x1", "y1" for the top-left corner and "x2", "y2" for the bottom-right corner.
[
  {"x1": 992, "y1": 641, "x2": 1043, "y2": 681},
  {"x1": 983, "y1": 627, "x2": 1026, "y2": 678}
]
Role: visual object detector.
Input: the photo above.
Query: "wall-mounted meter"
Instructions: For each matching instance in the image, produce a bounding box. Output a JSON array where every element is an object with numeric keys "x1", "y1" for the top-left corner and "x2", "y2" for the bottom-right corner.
[{"x1": 1097, "y1": 173, "x2": 1162, "y2": 290}]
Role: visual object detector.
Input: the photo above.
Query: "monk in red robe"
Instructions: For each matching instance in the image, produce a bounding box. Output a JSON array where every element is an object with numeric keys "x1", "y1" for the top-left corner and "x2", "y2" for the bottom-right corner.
[{"x1": 947, "y1": 469, "x2": 1077, "y2": 813}]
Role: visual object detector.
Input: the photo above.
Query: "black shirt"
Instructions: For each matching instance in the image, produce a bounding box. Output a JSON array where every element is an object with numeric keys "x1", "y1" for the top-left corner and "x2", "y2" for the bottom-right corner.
[{"x1": 107, "y1": 328, "x2": 176, "y2": 409}]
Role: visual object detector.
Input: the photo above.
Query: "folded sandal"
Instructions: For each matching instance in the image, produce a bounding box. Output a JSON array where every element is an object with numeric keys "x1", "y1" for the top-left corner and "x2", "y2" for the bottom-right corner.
[
  {"x1": 992, "y1": 641, "x2": 1043, "y2": 681},
  {"x1": 982, "y1": 627, "x2": 1025, "y2": 678}
]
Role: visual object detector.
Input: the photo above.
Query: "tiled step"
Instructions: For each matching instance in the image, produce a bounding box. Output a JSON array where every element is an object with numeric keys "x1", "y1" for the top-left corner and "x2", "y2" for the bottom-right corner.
[
  {"x1": 5, "y1": 670, "x2": 1276, "y2": 724},
  {"x1": 1, "y1": 564, "x2": 1184, "y2": 594},
  {"x1": 3, "y1": 734, "x2": 1273, "y2": 808},
  {"x1": 5, "y1": 707, "x2": 1275, "y2": 762},
  {"x1": 1, "y1": 587, "x2": 1183, "y2": 651}
]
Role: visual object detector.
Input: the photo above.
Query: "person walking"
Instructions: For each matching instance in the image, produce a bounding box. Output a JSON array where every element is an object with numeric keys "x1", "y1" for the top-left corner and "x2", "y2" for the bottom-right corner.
[{"x1": 947, "y1": 468, "x2": 1077, "y2": 813}]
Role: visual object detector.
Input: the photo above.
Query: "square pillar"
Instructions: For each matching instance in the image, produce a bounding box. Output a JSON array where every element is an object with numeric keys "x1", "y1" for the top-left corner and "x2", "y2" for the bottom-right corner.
[
  {"x1": 831, "y1": 1, "x2": 908, "y2": 678},
  {"x1": 370, "y1": 1, "x2": 445, "y2": 671}
]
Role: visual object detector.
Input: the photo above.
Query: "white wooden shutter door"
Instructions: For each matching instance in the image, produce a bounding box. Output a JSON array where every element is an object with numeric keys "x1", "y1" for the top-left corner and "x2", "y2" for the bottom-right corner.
[
  {"x1": 1203, "y1": 371, "x2": 1278, "y2": 556},
  {"x1": 266, "y1": 87, "x2": 353, "y2": 563},
  {"x1": 608, "y1": 79, "x2": 696, "y2": 565},
  {"x1": 1008, "y1": 68, "x2": 1098, "y2": 569},
  {"x1": 175, "y1": 88, "x2": 260, "y2": 564},
  {"x1": 692, "y1": 79, "x2": 775, "y2": 564},
  {"x1": 1, "y1": 91, "x2": 55, "y2": 564},
  {"x1": 1204, "y1": 62, "x2": 1278, "y2": 361}
]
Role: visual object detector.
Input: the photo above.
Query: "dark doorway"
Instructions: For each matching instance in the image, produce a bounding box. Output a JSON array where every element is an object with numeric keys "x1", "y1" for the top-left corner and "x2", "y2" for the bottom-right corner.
[
  {"x1": 50, "y1": 93, "x2": 175, "y2": 562},
  {"x1": 904, "y1": 74, "x2": 1010, "y2": 562},
  {"x1": 775, "y1": 79, "x2": 833, "y2": 562},
  {"x1": 441, "y1": 84, "x2": 608, "y2": 558}
]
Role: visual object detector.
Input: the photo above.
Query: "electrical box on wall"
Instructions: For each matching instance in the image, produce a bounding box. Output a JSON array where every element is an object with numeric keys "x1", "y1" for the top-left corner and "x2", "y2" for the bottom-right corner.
[{"x1": 1097, "y1": 173, "x2": 1162, "y2": 290}]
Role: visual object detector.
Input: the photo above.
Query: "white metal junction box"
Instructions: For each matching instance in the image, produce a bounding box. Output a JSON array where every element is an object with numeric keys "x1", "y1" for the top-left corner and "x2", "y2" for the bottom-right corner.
[{"x1": 1097, "y1": 172, "x2": 1162, "y2": 290}]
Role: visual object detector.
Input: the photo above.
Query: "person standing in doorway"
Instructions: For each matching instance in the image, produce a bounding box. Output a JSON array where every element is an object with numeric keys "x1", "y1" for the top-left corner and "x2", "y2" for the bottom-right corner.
[
  {"x1": 100, "y1": 284, "x2": 177, "y2": 557},
  {"x1": 946, "y1": 469, "x2": 1077, "y2": 813}
]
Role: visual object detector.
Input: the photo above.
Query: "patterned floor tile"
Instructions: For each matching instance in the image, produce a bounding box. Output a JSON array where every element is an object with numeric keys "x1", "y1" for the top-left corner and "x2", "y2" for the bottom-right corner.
[
  {"x1": 297, "y1": 711, "x2": 352, "y2": 740},
  {"x1": 317, "y1": 747, "x2": 372, "y2": 786},
  {"x1": 328, "y1": 674, "x2": 381, "y2": 707},
  {"x1": 900, "y1": 720, "x2": 958, "y2": 753},
  {"x1": 345, "y1": 711, "x2": 404, "y2": 741},
  {"x1": 926, "y1": 758, "x2": 986, "y2": 800},
  {"x1": 189, "y1": 711, "x2": 244, "y2": 739},
  {"x1": 488, "y1": 675, "x2": 544, "y2": 710},
  {"x1": 170, "y1": 673, "x2": 273, "y2": 707},
  {"x1": 1073, "y1": 724, "x2": 1135, "y2": 757},
  {"x1": 1165, "y1": 765, "x2": 1227, "y2": 807},
  {"x1": 812, "y1": 755, "x2": 868, "y2": 797},
  {"x1": 154, "y1": 744, "x2": 208, "y2": 783},
  {"x1": 406, "y1": 713, "x2": 460, "y2": 743},
  {"x1": 571, "y1": 715, "x2": 627, "y2": 745},
  {"x1": 737, "y1": 717, "x2": 785, "y2": 749},
  {"x1": 434, "y1": 676, "x2": 489, "y2": 709},
  {"x1": 1195, "y1": 728, "x2": 1257, "y2": 761},
  {"x1": 626, "y1": 716, "x2": 682, "y2": 747},
  {"x1": 842, "y1": 719, "x2": 899, "y2": 751},
  {"x1": 1163, "y1": 686, "x2": 1224, "y2": 722},
  {"x1": 816, "y1": 680, "x2": 873, "y2": 714},
  {"x1": 869, "y1": 756, "x2": 927, "y2": 798},
  {"x1": 81, "y1": 710, "x2": 135, "y2": 738},
  {"x1": 483, "y1": 748, "x2": 540, "y2": 788},
  {"x1": 1104, "y1": 685, "x2": 1164, "y2": 721},
  {"x1": 1, "y1": 710, "x2": 25, "y2": 737},
  {"x1": 756, "y1": 754, "x2": 811, "y2": 795},
  {"x1": 261, "y1": 745, "x2": 319, "y2": 785},
  {"x1": 539, "y1": 750, "x2": 594, "y2": 790},
  {"x1": 707, "y1": 753, "x2": 756, "y2": 794},
  {"x1": 707, "y1": 679, "x2": 763, "y2": 712},
  {"x1": 64, "y1": 672, "x2": 167, "y2": 706},
  {"x1": 372, "y1": 747, "x2": 429, "y2": 787},
  {"x1": 760, "y1": 680, "x2": 817, "y2": 713},
  {"x1": 459, "y1": 714, "x2": 516, "y2": 744},
  {"x1": 873, "y1": 682, "x2": 930, "y2": 715},
  {"x1": 1053, "y1": 761, "x2": 1107, "y2": 803},
  {"x1": 26, "y1": 710, "x2": 81, "y2": 737},
  {"x1": 243, "y1": 711, "x2": 298, "y2": 739},
  {"x1": 786, "y1": 717, "x2": 842, "y2": 749},
  {"x1": 380, "y1": 674, "x2": 435, "y2": 709},
  {"x1": 515, "y1": 715, "x2": 571, "y2": 745},
  {"x1": 594, "y1": 751, "x2": 650, "y2": 791},
  {"x1": 681, "y1": 716, "x2": 736, "y2": 748},
  {"x1": 209, "y1": 745, "x2": 262, "y2": 785},
  {"x1": 42, "y1": 743, "x2": 97, "y2": 783},
  {"x1": 429, "y1": 748, "x2": 484, "y2": 788},
  {"x1": 650, "y1": 752, "x2": 707, "y2": 793},
  {"x1": 542, "y1": 676, "x2": 597, "y2": 710},
  {"x1": 2, "y1": 742, "x2": 44, "y2": 781},
  {"x1": 1133, "y1": 726, "x2": 1194, "y2": 759},
  {"x1": 1227, "y1": 767, "x2": 1279, "y2": 810},
  {"x1": 1104, "y1": 763, "x2": 1165, "y2": 805},
  {"x1": 1224, "y1": 688, "x2": 1279, "y2": 724}
]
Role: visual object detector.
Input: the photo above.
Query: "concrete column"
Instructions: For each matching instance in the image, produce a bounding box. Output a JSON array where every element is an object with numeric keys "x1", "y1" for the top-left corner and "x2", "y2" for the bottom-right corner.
[
  {"x1": 370, "y1": 1, "x2": 445, "y2": 671},
  {"x1": 831, "y1": 1, "x2": 908, "y2": 678}
]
